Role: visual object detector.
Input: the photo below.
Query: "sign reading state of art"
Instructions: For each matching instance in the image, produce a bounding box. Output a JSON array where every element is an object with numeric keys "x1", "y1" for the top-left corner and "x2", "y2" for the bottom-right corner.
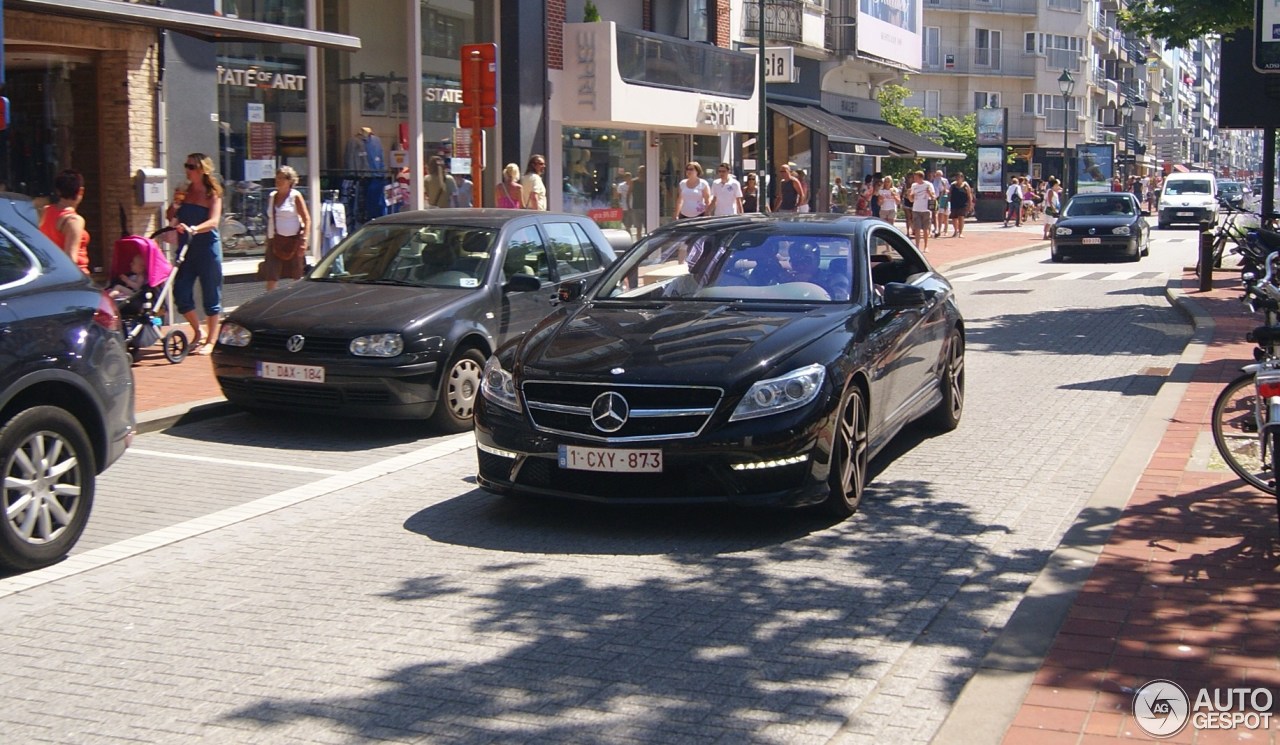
[{"x1": 218, "y1": 66, "x2": 306, "y2": 91}]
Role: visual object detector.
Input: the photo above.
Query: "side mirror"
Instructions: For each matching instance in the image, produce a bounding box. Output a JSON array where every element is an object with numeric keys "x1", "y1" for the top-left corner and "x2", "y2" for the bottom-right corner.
[
  {"x1": 556, "y1": 278, "x2": 587, "y2": 304},
  {"x1": 879, "y1": 282, "x2": 928, "y2": 309},
  {"x1": 503, "y1": 274, "x2": 541, "y2": 294}
]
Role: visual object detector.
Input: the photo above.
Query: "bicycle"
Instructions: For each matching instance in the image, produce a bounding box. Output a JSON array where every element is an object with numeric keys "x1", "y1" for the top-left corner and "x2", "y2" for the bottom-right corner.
[
  {"x1": 1211, "y1": 249, "x2": 1280, "y2": 534},
  {"x1": 219, "y1": 183, "x2": 266, "y2": 254}
]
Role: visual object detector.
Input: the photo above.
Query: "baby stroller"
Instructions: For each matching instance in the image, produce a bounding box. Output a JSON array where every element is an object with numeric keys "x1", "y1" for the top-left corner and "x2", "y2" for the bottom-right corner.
[{"x1": 109, "y1": 228, "x2": 191, "y2": 363}]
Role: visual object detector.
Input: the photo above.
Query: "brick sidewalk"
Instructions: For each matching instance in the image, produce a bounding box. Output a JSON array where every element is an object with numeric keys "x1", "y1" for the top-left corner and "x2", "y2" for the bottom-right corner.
[
  {"x1": 1001, "y1": 270, "x2": 1280, "y2": 744},
  {"x1": 128, "y1": 219, "x2": 1049, "y2": 419}
]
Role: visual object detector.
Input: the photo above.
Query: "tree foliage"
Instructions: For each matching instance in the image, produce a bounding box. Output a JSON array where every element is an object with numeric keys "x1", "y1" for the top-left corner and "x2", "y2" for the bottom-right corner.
[
  {"x1": 877, "y1": 83, "x2": 979, "y2": 179},
  {"x1": 1119, "y1": 0, "x2": 1251, "y2": 48}
]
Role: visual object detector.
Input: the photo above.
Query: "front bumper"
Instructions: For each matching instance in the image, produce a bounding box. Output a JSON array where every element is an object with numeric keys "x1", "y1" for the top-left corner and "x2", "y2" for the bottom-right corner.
[
  {"x1": 213, "y1": 349, "x2": 440, "y2": 418},
  {"x1": 1159, "y1": 206, "x2": 1216, "y2": 225},
  {"x1": 473, "y1": 395, "x2": 839, "y2": 507},
  {"x1": 1052, "y1": 235, "x2": 1139, "y2": 255}
]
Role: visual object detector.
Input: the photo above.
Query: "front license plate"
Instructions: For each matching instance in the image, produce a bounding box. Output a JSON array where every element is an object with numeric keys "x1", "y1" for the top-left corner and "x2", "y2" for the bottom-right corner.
[
  {"x1": 1082, "y1": 237, "x2": 1102, "y2": 245},
  {"x1": 558, "y1": 445, "x2": 663, "y2": 473},
  {"x1": 257, "y1": 361, "x2": 325, "y2": 383},
  {"x1": 1177, "y1": 211, "x2": 1194, "y2": 217}
]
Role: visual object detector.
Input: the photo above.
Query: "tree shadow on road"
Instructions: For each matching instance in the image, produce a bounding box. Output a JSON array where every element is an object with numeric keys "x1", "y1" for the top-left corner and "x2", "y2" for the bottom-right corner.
[{"x1": 223, "y1": 469, "x2": 1053, "y2": 743}]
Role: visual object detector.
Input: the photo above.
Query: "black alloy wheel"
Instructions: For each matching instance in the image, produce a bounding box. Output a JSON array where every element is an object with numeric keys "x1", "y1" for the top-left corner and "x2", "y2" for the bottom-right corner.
[
  {"x1": 823, "y1": 385, "x2": 868, "y2": 518},
  {"x1": 927, "y1": 330, "x2": 965, "y2": 432}
]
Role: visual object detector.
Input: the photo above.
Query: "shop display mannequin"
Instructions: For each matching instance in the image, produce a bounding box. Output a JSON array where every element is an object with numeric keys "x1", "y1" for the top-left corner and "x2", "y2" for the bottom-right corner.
[{"x1": 343, "y1": 127, "x2": 387, "y2": 219}]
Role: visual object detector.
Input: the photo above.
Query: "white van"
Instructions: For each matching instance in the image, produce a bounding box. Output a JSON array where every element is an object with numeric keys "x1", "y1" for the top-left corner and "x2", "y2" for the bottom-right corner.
[{"x1": 1157, "y1": 171, "x2": 1217, "y2": 229}]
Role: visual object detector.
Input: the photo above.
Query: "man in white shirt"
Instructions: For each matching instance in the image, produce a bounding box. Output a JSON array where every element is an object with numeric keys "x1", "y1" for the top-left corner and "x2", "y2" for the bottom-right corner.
[
  {"x1": 930, "y1": 170, "x2": 949, "y2": 237},
  {"x1": 907, "y1": 170, "x2": 936, "y2": 252},
  {"x1": 1004, "y1": 178, "x2": 1023, "y2": 227},
  {"x1": 708, "y1": 162, "x2": 744, "y2": 216}
]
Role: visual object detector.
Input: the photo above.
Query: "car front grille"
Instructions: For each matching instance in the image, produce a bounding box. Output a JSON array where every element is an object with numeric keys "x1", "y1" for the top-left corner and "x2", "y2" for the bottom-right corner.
[
  {"x1": 498, "y1": 456, "x2": 806, "y2": 500},
  {"x1": 521, "y1": 381, "x2": 723, "y2": 443},
  {"x1": 250, "y1": 330, "x2": 352, "y2": 356}
]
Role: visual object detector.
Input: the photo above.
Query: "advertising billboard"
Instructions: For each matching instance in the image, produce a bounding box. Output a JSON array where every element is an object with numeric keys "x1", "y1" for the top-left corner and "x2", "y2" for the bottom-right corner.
[
  {"x1": 977, "y1": 147, "x2": 1004, "y2": 193},
  {"x1": 1256, "y1": 0, "x2": 1280, "y2": 72},
  {"x1": 976, "y1": 108, "x2": 1006, "y2": 146},
  {"x1": 857, "y1": 0, "x2": 922, "y2": 70},
  {"x1": 1075, "y1": 144, "x2": 1114, "y2": 194}
]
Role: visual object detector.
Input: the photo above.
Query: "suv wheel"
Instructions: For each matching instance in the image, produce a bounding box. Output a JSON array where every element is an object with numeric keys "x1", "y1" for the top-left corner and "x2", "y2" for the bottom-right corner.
[{"x1": 0, "y1": 406, "x2": 96, "y2": 570}]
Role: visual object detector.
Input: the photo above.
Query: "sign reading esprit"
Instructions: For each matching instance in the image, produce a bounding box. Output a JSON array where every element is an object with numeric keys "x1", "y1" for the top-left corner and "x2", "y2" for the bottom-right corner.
[{"x1": 217, "y1": 66, "x2": 306, "y2": 91}]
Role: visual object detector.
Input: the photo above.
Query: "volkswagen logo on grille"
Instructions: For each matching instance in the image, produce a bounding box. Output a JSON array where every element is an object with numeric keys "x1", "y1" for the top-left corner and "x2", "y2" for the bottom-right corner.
[
  {"x1": 590, "y1": 392, "x2": 629, "y2": 433},
  {"x1": 1088, "y1": 227, "x2": 1097, "y2": 235},
  {"x1": 286, "y1": 334, "x2": 306, "y2": 353}
]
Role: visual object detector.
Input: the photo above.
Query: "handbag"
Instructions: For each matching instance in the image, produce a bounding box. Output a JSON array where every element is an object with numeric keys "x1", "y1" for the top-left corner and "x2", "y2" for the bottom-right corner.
[{"x1": 271, "y1": 234, "x2": 303, "y2": 261}]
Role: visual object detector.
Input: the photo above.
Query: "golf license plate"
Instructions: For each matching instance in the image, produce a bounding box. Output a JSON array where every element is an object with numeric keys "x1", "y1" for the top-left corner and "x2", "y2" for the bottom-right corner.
[
  {"x1": 1177, "y1": 211, "x2": 1194, "y2": 217},
  {"x1": 1082, "y1": 237, "x2": 1102, "y2": 245},
  {"x1": 558, "y1": 445, "x2": 663, "y2": 473},
  {"x1": 257, "y1": 361, "x2": 325, "y2": 383}
]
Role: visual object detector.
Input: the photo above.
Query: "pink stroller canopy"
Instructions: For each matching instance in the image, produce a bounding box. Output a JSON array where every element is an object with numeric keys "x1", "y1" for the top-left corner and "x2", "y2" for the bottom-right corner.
[{"x1": 111, "y1": 235, "x2": 173, "y2": 288}]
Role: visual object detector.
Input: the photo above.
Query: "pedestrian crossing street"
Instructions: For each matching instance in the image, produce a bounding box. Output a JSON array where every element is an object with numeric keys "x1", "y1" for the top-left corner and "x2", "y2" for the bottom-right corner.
[{"x1": 947, "y1": 270, "x2": 1165, "y2": 283}]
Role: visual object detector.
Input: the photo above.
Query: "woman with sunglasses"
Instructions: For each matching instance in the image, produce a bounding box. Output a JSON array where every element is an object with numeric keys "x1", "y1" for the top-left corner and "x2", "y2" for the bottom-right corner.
[
  {"x1": 169, "y1": 153, "x2": 224, "y2": 354},
  {"x1": 674, "y1": 162, "x2": 710, "y2": 220}
]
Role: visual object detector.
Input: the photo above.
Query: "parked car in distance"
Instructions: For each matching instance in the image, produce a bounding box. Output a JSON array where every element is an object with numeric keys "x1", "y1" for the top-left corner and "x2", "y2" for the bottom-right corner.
[
  {"x1": 1051, "y1": 192, "x2": 1150, "y2": 262},
  {"x1": 475, "y1": 213, "x2": 965, "y2": 517},
  {"x1": 1157, "y1": 171, "x2": 1218, "y2": 229},
  {"x1": 0, "y1": 193, "x2": 135, "y2": 570},
  {"x1": 1217, "y1": 180, "x2": 1246, "y2": 211},
  {"x1": 212, "y1": 209, "x2": 617, "y2": 430}
]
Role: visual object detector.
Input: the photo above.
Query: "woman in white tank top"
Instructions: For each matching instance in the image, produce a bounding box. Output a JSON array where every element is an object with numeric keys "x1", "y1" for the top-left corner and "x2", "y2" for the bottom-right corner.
[
  {"x1": 674, "y1": 162, "x2": 711, "y2": 219},
  {"x1": 264, "y1": 166, "x2": 311, "y2": 291}
]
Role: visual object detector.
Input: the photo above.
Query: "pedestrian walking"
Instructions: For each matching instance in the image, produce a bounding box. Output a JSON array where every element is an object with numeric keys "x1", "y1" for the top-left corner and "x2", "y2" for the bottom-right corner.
[
  {"x1": 39, "y1": 168, "x2": 91, "y2": 274},
  {"x1": 949, "y1": 172, "x2": 972, "y2": 238},
  {"x1": 742, "y1": 172, "x2": 760, "y2": 213},
  {"x1": 496, "y1": 163, "x2": 524, "y2": 209},
  {"x1": 907, "y1": 170, "x2": 936, "y2": 252},
  {"x1": 707, "y1": 163, "x2": 744, "y2": 216},
  {"x1": 170, "y1": 152, "x2": 224, "y2": 354},
  {"x1": 521, "y1": 155, "x2": 548, "y2": 210},
  {"x1": 1004, "y1": 177, "x2": 1024, "y2": 227},
  {"x1": 930, "y1": 170, "x2": 949, "y2": 237},
  {"x1": 773, "y1": 164, "x2": 803, "y2": 213},
  {"x1": 262, "y1": 165, "x2": 310, "y2": 292},
  {"x1": 675, "y1": 162, "x2": 711, "y2": 219}
]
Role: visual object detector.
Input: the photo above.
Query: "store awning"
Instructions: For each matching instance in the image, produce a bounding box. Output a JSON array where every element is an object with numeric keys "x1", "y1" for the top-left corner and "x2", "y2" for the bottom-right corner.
[
  {"x1": 840, "y1": 118, "x2": 965, "y2": 160},
  {"x1": 768, "y1": 103, "x2": 894, "y2": 157},
  {"x1": 1172, "y1": 163, "x2": 1190, "y2": 173},
  {"x1": 6, "y1": 0, "x2": 361, "y2": 51}
]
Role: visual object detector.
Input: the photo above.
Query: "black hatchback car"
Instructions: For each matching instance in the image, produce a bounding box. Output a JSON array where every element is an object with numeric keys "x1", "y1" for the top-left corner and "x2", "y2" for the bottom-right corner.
[
  {"x1": 475, "y1": 214, "x2": 964, "y2": 517},
  {"x1": 1050, "y1": 191, "x2": 1150, "y2": 262},
  {"x1": 0, "y1": 194, "x2": 134, "y2": 570},
  {"x1": 212, "y1": 209, "x2": 617, "y2": 430}
]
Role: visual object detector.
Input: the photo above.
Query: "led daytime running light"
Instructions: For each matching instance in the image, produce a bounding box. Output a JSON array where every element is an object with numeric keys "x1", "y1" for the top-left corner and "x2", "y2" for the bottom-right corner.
[{"x1": 730, "y1": 455, "x2": 809, "y2": 471}]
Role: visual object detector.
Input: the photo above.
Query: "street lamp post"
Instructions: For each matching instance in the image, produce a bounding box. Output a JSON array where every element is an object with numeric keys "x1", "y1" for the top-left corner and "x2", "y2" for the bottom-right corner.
[
  {"x1": 1120, "y1": 99, "x2": 1134, "y2": 181},
  {"x1": 1058, "y1": 70, "x2": 1075, "y2": 195}
]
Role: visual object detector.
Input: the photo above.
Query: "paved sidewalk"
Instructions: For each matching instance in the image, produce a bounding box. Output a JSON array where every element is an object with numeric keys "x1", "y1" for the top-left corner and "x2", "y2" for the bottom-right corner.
[{"x1": 129, "y1": 218, "x2": 1051, "y2": 429}]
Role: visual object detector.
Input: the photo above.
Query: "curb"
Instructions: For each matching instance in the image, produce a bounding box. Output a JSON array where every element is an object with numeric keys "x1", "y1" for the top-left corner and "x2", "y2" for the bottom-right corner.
[
  {"x1": 135, "y1": 398, "x2": 237, "y2": 435},
  {"x1": 935, "y1": 241, "x2": 1048, "y2": 273},
  {"x1": 930, "y1": 275, "x2": 1213, "y2": 745}
]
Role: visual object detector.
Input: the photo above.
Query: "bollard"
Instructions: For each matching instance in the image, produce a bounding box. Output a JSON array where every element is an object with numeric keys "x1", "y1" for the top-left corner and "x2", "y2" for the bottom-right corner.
[{"x1": 1199, "y1": 228, "x2": 1214, "y2": 292}]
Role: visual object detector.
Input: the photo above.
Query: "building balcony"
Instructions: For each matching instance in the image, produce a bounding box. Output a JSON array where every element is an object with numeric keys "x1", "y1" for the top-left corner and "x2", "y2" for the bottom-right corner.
[
  {"x1": 1046, "y1": 0, "x2": 1084, "y2": 11},
  {"x1": 1043, "y1": 109, "x2": 1082, "y2": 133},
  {"x1": 742, "y1": 0, "x2": 826, "y2": 51},
  {"x1": 825, "y1": 15, "x2": 855, "y2": 56},
  {"x1": 920, "y1": 46, "x2": 1035, "y2": 77},
  {"x1": 923, "y1": 0, "x2": 1038, "y2": 14}
]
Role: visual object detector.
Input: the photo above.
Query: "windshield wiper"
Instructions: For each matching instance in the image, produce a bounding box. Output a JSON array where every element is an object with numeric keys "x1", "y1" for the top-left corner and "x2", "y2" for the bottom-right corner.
[{"x1": 368, "y1": 278, "x2": 422, "y2": 287}]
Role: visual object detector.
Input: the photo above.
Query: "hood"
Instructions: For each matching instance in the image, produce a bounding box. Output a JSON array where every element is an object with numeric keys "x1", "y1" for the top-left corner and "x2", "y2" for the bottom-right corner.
[
  {"x1": 228, "y1": 280, "x2": 474, "y2": 335},
  {"x1": 1057, "y1": 214, "x2": 1137, "y2": 228},
  {"x1": 516, "y1": 301, "x2": 844, "y2": 384}
]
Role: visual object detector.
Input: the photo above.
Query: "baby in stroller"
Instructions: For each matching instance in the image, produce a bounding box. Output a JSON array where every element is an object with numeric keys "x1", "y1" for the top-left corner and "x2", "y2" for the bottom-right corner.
[{"x1": 111, "y1": 232, "x2": 190, "y2": 363}]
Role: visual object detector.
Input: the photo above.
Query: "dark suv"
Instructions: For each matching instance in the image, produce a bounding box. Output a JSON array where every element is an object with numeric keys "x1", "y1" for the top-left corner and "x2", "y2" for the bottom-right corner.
[{"x1": 0, "y1": 194, "x2": 134, "y2": 570}]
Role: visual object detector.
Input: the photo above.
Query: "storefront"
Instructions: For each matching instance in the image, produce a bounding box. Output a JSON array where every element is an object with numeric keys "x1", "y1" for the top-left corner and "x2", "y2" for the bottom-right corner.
[
  {"x1": 551, "y1": 21, "x2": 759, "y2": 234},
  {"x1": 764, "y1": 102, "x2": 891, "y2": 212}
]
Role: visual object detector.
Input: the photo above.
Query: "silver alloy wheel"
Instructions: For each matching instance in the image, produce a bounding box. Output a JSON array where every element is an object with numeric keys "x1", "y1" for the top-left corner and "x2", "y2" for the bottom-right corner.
[
  {"x1": 4, "y1": 429, "x2": 84, "y2": 545},
  {"x1": 946, "y1": 336, "x2": 965, "y2": 421},
  {"x1": 444, "y1": 356, "x2": 483, "y2": 419}
]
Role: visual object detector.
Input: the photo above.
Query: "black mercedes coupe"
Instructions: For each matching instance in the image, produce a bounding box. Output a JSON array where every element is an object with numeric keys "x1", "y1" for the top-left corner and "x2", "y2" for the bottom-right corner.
[{"x1": 474, "y1": 214, "x2": 964, "y2": 517}]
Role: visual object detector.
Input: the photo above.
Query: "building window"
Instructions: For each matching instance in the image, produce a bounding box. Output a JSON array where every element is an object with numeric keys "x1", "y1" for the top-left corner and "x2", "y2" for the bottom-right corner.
[
  {"x1": 651, "y1": 0, "x2": 713, "y2": 43},
  {"x1": 924, "y1": 27, "x2": 940, "y2": 68},
  {"x1": 924, "y1": 90, "x2": 940, "y2": 119},
  {"x1": 974, "y1": 29, "x2": 1001, "y2": 68},
  {"x1": 975, "y1": 91, "x2": 1000, "y2": 110}
]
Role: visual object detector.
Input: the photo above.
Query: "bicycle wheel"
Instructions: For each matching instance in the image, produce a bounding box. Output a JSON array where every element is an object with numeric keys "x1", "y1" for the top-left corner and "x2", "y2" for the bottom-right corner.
[{"x1": 1212, "y1": 372, "x2": 1272, "y2": 493}]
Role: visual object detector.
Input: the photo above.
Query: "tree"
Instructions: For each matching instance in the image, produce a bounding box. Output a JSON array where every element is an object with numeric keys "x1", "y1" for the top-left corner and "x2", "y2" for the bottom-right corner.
[
  {"x1": 1119, "y1": 0, "x2": 1250, "y2": 48},
  {"x1": 877, "y1": 83, "x2": 979, "y2": 180},
  {"x1": 584, "y1": 1, "x2": 601, "y2": 22}
]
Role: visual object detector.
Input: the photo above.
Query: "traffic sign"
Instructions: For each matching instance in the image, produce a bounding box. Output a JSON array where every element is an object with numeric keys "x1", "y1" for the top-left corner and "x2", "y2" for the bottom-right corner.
[
  {"x1": 461, "y1": 43, "x2": 497, "y2": 106},
  {"x1": 458, "y1": 106, "x2": 496, "y2": 129}
]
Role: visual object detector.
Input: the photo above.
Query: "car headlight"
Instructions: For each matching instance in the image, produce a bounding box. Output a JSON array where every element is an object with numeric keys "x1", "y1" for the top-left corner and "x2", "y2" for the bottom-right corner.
[
  {"x1": 1055, "y1": 226, "x2": 1072, "y2": 236},
  {"x1": 350, "y1": 333, "x2": 404, "y2": 357},
  {"x1": 730, "y1": 363, "x2": 825, "y2": 422},
  {"x1": 1111, "y1": 226, "x2": 1131, "y2": 236},
  {"x1": 217, "y1": 321, "x2": 252, "y2": 347},
  {"x1": 480, "y1": 356, "x2": 521, "y2": 412}
]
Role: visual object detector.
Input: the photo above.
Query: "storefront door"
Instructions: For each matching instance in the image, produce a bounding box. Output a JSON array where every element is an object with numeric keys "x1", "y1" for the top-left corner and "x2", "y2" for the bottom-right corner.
[{"x1": 657, "y1": 134, "x2": 688, "y2": 226}]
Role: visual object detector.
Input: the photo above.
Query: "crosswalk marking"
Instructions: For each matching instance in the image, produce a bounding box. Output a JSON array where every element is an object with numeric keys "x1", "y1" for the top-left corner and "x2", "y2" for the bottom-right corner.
[{"x1": 950, "y1": 270, "x2": 1163, "y2": 283}]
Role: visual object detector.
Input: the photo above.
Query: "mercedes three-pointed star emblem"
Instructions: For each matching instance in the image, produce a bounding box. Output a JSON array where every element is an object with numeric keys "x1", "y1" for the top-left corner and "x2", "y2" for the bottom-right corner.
[{"x1": 590, "y1": 391, "x2": 629, "y2": 433}]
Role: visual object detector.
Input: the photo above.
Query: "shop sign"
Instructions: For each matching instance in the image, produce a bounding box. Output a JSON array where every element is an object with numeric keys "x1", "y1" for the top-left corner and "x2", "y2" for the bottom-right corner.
[
  {"x1": 699, "y1": 100, "x2": 735, "y2": 129},
  {"x1": 217, "y1": 65, "x2": 306, "y2": 91},
  {"x1": 588, "y1": 207, "x2": 624, "y2": 223},
  {"x1": 425, "y1": 87, "x2": 463, "y2": 104},
  {"x1": 248, "y1": 122, "x2": 276, "y2": 160},
  {"x1": 576, "y1": 31, "x2": 597, "y2": 110}
]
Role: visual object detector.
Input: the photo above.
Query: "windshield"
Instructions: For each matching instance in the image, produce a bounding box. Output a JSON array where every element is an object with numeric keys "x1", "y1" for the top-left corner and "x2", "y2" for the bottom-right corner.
[
  {"x1": 1219, "y1": 183, "x2": 1241, "y2": 194},
  {"x1": 1063, "y1": 196, "x2": 1135, "y2": 217},
  {"x1": 310, "y1": 224, "x2": 496, "y2": 288},
  {"x1": 592, "y1": 230, "x2": 860, "y2": 303},
  {"x1": 1164, "y1": 179, "x2": 1212, "y2": 195}
]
